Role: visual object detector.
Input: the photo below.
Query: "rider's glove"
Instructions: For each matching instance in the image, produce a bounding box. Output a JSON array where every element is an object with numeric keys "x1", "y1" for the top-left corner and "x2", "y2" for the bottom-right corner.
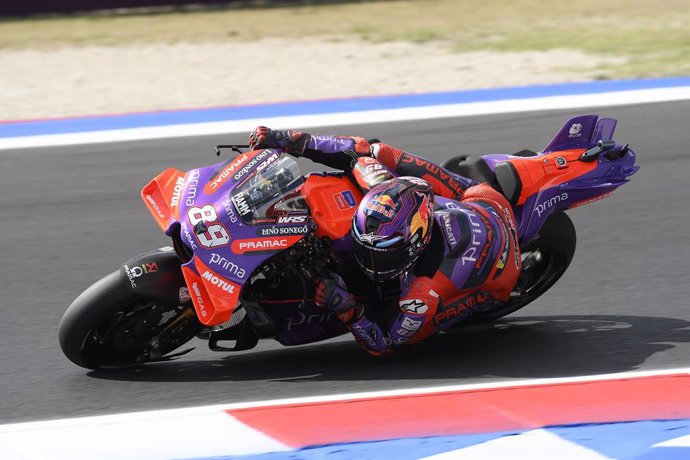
[
  {"x1": 248, "y1": 126, "x2": 309, "y2": 155},
  {"x1": 349, "y1": 315, "x2": 393, "y2": 354},
  {"x1": 315, "y1": 274, "x2": 359, "y2": 313}
]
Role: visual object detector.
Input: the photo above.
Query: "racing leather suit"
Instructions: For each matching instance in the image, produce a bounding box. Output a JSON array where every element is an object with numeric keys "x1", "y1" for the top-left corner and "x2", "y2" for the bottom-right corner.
[{"x1": 260, "y1": 131, "x2": 522, "y2": 354}]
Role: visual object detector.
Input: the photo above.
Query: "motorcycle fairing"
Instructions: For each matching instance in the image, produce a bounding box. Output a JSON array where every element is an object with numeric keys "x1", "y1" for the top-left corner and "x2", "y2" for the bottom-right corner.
[
  {"x1": 479, "y1": 115, "x2": 638, "y2": 243},
  {"x1": 180, "y1": 257, "x2": 240, "y2": 326},
  {"x1": 301, "y1": 172, "x2": 363, "y2": 240},
  {"x1": 141, "y1": 168, "x2": 186, "y2": 232},
  {"x1": 143, "y1": 151, "x2": 320, "y2": 327}
]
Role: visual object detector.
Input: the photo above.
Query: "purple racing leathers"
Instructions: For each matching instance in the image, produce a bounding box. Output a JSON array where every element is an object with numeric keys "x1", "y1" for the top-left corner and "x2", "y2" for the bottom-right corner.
[{"x1": 280, "y1": 130, "x2": 521, "y2": 355}]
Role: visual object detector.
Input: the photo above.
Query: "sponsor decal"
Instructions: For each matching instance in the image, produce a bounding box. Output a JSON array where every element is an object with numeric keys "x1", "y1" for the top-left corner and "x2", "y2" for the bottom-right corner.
[
  {"x1": 497, "y1": 205, "x2": 520, "y2": 269},
  {"x1": 204, "y1": 154, "x2": 248, "y2": 194},
  {"x1": 569, "y1": 123, "x2": 583, "y2": 137},
  {"x1": 181, "y1": 222, "x2": 198, "y2": 250},
  {"x1": 366, "y1": 194, "x2": 396, "y2": 219},
  {"x1": 359, "y1": 233, "x2": 388, "y2": 244},
  {"x1": 201, "y1": 270, "x2": 235, "y2": 294},
  {"x1": 185, "y1": 169, "x2": 201, "y2": 206},
  {"x1": 395, "y1": 316, "x2": 422, "y2": 342},
  {"x1": 534, "y1": 192, "x2": 569, "y2": 217},
  {"x1": 222, "y1": 197, "x2": 239, "y2": 223},
  {"x1": 123, "y1": 262, "x2": 158, "y2": 288},
  {"x1": 169, "y1": 175, "x2": 185, "y2": 208},
  {"x1": 399, "y1": 153, "x2": 466, "y2": 197},
  {"x1": 179, "y1": 287, "x2": 191, "y2": 303},
  {"x1": 333, "y1": 192, "x2": 352, "y2": 210},
  {"x1": 233, "y1": 149, "x2": 273, "y2": 181},
  {"x1": 400, "y1": 299, "x2": 428, "y2": 315},
  {"x1": 439, "y1": 212, "x2": 458, "y2": 248},
  {"x1": 405, "y1": 177, "x2": 430, "y2": 187},
  {"x1": 233, "y1": 192, "x2": 251, "y2": 216},
  {"x1": 496, "y1": 222, "x2": 510, "y2": 270},
  {"x1": 445, "y1": 201, "x2": 460, "y2": 210},
  {"x1": 286, "y1": 311, "x2": 336, "y2": 331},
  {"x1": 410, "y1": 191, "x2": 432, "y2": 240},
  {"x1": 433, "y1": 292, "x2": 489, "y2": 325},
  {"x1": 259, "y1": 225, "x2": 310, "y2": 236},
  {"x1": 191, "y1": 282, "x2": 207, "y2": 318},
  {"x1": 314, "y1": 135, "x2": 351, "y2": 146},
  {"x1": 461, "y1": 210, "x2": 483, "y2": 266},
  {"x1": 255, "y1": 152, "x2": 280, "y2": 173},
  {"x1": 571, "y1": 191, "x2": 613, "y2": 209},
  {"x1": 145, "y1": 195, "x2": 166, "y2": 219},
  {"x1": 555, "y1": 156, "x2": 568, "y2": 169},
  {"x1": 277, "y1": 215, "x2": 308, "y2": 224},
  {"x1": 209, "y1": 253, "x2": 247, "y2": 279},
  {"x1": 341, "y1": 190, "x2": 357, "y2": 207},
  {"x1": 231, "y1": 236, "x2": 301, "y2": 254},
  {"x1": 351, "y1": 322, "x2": 378, "y2": 348}
]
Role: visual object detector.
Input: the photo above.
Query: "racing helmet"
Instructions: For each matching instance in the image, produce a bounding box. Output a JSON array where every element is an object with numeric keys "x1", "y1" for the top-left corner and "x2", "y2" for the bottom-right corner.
[{"x1": 351, "y1": 177, "x2": 435, "y2": 281}]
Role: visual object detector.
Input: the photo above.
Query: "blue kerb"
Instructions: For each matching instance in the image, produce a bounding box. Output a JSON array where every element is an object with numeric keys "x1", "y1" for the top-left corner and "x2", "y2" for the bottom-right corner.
[{"x1": 1, "y1": 77, "x2": 689, "y2": 138}]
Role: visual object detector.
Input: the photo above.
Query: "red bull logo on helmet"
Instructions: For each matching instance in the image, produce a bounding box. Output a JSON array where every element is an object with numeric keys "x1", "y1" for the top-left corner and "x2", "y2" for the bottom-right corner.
[
  {"x1": 367, "y1": 194, "x2": 396, "y2": 219},
  {"x1": 410, "y1": 192, "x2": 432, "y2": 239}
]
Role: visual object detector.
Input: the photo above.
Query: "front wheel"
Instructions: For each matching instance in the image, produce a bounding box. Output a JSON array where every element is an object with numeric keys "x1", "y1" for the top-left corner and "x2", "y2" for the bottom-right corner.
[
  {"x1": 58, "y1": 271, "x2": 201, "y2": 370},
  {"x1": 471, "y1": 211, "x2": 577, "y2": 322}
]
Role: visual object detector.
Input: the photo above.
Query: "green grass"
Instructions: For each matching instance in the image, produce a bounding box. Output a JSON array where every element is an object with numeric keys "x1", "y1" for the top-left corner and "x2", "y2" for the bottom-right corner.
[{"x1": 0, "y1": 0, "x2": 687, "y2": 78}]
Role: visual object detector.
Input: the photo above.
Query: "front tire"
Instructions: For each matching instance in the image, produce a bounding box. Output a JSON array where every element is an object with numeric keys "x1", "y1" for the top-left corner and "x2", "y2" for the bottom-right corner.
[{"x1": 59, "y1": 271, "x2": 201, "y2": 370}]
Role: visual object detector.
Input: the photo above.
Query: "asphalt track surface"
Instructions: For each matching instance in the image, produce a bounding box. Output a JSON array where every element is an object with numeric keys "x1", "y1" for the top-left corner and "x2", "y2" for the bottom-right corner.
[{"x1": 1, "y1": 101, "x2": 689, "y2": 424}]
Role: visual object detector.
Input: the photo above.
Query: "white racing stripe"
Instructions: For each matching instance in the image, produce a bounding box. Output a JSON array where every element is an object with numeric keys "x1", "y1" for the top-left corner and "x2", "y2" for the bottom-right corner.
[
  {"x1": 1, "y1": 86, "x2": 689, "y2": 150},
  {"x1": 420, "y1": 429, "x2": 613, "y2": 460},
  {"x1": 0, "y1": 409, "x2": 291, "y2": 460}
]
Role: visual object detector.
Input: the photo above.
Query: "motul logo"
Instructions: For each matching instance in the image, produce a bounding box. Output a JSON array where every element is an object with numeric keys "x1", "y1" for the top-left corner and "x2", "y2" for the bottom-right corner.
[{"x1": 201, "y1": 271, "x2": 234, "y2": 293}]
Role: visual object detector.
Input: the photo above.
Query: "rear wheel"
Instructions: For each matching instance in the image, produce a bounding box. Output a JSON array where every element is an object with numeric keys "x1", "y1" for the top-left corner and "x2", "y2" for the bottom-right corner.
[
  {"x1": 59, "y1": 271, "x2": 201, "y2": 370},
  {"x1": 471, "y1": 211, "x2": 577, "y2": 322}
]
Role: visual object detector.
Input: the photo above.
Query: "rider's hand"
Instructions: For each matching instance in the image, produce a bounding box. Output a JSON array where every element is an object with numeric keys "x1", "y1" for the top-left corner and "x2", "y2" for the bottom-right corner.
[
  {"x1": 349, "y1": 314, "x2": 393, "y2": 354},
  {"x1": 315, "y1": 274, "x2": 359, "y2": 313},
  {"x1": 248, "y1": 126, "x2": 308, "y2": 155}
]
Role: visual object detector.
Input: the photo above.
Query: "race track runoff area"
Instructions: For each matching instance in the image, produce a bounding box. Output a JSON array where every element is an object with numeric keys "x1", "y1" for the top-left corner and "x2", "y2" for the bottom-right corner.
[{"x1": 1, "y1": 369, "x2": 689, "y2": 459}]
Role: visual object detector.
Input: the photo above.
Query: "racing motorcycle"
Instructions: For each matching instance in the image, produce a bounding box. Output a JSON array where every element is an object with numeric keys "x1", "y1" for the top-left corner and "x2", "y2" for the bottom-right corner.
[{"x1": 59, "y1": 114, "x2": 638, "y2": 369}]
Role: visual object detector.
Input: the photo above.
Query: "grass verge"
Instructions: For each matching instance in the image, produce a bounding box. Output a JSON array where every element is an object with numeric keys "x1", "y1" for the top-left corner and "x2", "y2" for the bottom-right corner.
[{"x1": 0, "y1": 0, "x2": 687, "y2": 78}]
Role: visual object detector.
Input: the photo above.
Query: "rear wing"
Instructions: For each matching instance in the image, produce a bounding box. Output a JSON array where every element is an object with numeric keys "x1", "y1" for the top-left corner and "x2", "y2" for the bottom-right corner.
[{"x1": 543, "y1": 115, "x2": 617, "y2": 153}]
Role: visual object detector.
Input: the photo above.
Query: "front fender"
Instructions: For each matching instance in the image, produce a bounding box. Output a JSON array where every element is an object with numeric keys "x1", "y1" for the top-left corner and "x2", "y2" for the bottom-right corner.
[{"x1": 120, "y1": 247, "x2": 187, "y2": 303}]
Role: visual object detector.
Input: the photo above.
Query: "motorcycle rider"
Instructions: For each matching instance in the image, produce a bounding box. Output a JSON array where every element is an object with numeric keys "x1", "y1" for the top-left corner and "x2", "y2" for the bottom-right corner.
[{"x1": 248, "y1": 127, "x2": 522, "y2": 354}]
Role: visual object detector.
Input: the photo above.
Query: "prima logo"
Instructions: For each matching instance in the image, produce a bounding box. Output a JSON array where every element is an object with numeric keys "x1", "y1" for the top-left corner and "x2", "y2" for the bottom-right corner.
[
  {"x1": 534, "y1": 192, "x2": 569, "y2": 217},
  {"x1": 209, "y1": 253, "x2": 246, "y2": 279}
]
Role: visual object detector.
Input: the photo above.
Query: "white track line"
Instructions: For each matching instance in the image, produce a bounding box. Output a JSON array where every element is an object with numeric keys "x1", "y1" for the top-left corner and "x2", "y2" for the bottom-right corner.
[
  {"x1": 1, "y1": 87, "x2": 689, "y2": 150},
  {"x1": 0, "y1": 367, "x2": 688, "y2": 432}
]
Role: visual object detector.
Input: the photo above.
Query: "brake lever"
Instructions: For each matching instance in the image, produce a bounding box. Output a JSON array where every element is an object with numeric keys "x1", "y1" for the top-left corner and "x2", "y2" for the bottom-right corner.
[{"x1": 215, "y1": 144, "x2": 250, "y2": 156}]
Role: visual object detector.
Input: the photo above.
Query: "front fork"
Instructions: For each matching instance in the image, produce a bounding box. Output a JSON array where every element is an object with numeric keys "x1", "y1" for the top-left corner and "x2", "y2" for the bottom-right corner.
[{"x1": 120, "y1": 247, "x2": 202, "y2": 358}]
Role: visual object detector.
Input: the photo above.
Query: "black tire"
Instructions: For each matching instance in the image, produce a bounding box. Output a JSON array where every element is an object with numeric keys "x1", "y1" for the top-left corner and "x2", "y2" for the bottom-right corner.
[
  {"x1": 471, "y1": 211, "x2": 577, "y2": 322},
  {"x1": 58, "y1": 271, "x2": 200, "y2": 370}
]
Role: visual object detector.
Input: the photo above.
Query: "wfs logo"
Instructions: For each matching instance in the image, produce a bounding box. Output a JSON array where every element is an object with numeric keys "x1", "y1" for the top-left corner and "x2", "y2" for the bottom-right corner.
[{"x1": 569, "y1": 123, "x2": 583, "y2": 137}]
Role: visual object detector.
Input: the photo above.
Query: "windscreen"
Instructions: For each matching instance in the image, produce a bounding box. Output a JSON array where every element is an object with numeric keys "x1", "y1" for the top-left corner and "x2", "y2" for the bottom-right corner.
[{"x1": 230, "y1": 155, "x2": 305, "y2": 224}]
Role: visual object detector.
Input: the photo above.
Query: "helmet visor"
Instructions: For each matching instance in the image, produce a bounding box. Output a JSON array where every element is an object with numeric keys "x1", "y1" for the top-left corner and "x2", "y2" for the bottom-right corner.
[{"x1": 352, "y1": 236, "x2": 413, "y2": 281}]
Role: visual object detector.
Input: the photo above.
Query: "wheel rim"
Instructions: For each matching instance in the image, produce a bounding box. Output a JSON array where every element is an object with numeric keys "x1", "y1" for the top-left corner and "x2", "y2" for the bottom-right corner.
[{"x1": 81, "y1": 301, "x2": 188, "y2": 369}]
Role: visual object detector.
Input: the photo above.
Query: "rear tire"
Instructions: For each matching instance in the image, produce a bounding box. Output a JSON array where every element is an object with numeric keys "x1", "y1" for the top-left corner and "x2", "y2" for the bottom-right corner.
[
  {"x1": 59, "y1": 271, "x2": 200, "y2": 370},
  {"x1": 471, "y1": 211, "x2": 577, "y2": 322}
]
